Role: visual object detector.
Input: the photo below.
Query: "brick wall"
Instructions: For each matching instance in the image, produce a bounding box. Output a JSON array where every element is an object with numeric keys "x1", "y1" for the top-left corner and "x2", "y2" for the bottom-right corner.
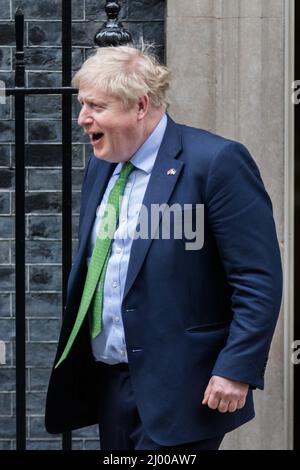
[{"x1": 0, "y1": 0, "x2": 165, "y2": 450}]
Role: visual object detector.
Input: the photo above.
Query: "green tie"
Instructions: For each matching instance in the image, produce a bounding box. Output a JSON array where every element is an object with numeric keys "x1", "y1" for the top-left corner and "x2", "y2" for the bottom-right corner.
[{"x1": 55, "y1": 161, "x2": 135, "y2": 368}]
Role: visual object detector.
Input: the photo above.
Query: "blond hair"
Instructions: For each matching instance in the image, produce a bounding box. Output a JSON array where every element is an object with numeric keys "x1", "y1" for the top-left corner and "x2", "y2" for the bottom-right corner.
[{"x1": 72, "y1": 45, "x2": 171, "y2": 109}]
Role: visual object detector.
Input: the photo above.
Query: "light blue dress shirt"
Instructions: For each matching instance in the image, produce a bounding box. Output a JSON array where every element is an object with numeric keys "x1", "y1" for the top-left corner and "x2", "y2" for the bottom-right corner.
[{"x1": 87, "y1": 113, "x2": 167, "y2": 364}]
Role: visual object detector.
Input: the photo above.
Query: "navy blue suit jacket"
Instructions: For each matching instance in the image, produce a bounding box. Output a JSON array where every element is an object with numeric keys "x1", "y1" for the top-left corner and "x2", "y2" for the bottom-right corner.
[{"x1": 45, "y1": 116, "x2": 282, "y2": 445}]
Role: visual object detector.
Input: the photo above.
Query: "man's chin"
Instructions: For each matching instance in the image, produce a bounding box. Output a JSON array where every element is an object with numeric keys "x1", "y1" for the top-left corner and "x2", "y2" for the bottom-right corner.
[
  {"x1": 92, "y1": 150, "x2": 121, "y2": 163},
  {"x1": 93, "y1": 152, "x2": 106, "y2": 160},
  {"x1": 92, "y1": 147, "x2": 109, "y2": 161}
]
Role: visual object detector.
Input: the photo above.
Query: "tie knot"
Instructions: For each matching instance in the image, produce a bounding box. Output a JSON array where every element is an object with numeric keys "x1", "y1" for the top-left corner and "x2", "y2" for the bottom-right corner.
[{"x1": 119, "y1": 161, "x2": 135, "y2": 181}]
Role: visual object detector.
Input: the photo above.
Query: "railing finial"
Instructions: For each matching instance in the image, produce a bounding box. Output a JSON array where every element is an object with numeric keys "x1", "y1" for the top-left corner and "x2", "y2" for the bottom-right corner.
[
  {"x1": 94, "y1": 1, "x2": 132, "y2": 47},
  {"x1": 15, "y1": 6, "x2": 23, "y2": 16}
]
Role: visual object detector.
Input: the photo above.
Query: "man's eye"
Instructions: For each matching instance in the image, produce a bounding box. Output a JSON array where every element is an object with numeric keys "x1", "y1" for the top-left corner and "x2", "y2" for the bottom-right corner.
[{"x1": 93, "y1": 104, "x2": 105, "y2": 111}]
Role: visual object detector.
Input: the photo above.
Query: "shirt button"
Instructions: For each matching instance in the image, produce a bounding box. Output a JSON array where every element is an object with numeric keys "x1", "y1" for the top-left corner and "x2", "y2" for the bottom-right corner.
[
  {"x1": 112, "y1": 281, "x2": 118, "y2": 288},
  {"x1": 116, "y1": 247, "x2": 121, "y2": 254},
  {"x1": 115, "y1": 316, "x2": 120, "y2": 323},
  {"x1": 121, "y1": 349, "x2": 126, "y2": 356},
  {"x1": 121, "y1": 216, "x2": 126, "y2": 222}
]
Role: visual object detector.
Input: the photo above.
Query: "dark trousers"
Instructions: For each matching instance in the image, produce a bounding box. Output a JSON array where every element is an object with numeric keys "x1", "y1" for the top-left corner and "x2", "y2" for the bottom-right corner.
[{"x1": 95, "y1": 362, "x2": 224, "y2": 451}]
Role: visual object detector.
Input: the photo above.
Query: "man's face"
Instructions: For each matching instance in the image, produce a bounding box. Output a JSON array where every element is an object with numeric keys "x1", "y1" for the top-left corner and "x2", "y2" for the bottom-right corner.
[{"x1": 77, "y1": 87, "x2": 143, "y2": 162}]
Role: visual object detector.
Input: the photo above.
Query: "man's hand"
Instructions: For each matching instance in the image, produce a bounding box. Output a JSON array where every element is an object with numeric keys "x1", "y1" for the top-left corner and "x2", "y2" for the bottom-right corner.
[{"x1": 202, "y1": 375, "x2": 249, "y2": 413}]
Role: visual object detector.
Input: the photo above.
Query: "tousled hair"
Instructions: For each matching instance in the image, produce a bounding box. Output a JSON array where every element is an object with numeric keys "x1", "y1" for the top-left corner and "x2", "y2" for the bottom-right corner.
[{"x1": 72, "y1": 44, "x2": 171, "y2": 109}]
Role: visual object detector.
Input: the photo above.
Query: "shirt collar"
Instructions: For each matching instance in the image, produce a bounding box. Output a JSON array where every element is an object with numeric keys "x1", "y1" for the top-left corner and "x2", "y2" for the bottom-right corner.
[{"x1": 113, "y1": 113, "x2": 167, "y2": 176}]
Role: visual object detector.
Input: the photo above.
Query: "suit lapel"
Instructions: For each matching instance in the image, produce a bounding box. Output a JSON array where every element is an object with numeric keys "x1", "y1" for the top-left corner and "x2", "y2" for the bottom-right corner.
[
  {"x1": 123, "y1": 116, "x2": 184, "y2": 300},
  {"x1": 77, "y1": 158, "x2": 116, "y2": 261}
]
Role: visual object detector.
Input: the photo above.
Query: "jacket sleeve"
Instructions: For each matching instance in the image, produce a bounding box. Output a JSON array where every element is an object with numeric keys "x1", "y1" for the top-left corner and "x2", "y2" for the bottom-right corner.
[{"x1": 206, "y1": 142, "x2": 282, "y2": 389}]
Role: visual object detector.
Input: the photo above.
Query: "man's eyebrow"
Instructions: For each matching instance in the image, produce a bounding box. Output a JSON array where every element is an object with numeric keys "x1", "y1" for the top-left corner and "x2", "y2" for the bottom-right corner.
[{"x1": 77, "y1": 96, "x2": 108, "y2": 106}]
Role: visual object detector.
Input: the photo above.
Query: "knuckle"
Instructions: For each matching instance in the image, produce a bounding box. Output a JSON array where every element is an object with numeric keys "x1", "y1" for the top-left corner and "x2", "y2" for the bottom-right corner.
[
  {"x1": 218, "y1": 406, "x2": 227, "y2": 414},
  {"x1": 209, "y1": 404, "x2": 217, "y2": 410},
  {"x1": 208, "y1": 399, "x2": 218, "y2": 410}
]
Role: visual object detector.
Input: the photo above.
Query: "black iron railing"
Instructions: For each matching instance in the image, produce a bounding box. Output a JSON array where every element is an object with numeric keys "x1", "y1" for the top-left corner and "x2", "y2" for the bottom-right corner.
[
  {"x1": 4, "y1": 0, "x2": 132, "y2": 451},
  {"x1": 295, "y1": 0, "x2": 300, "y2": 451}
]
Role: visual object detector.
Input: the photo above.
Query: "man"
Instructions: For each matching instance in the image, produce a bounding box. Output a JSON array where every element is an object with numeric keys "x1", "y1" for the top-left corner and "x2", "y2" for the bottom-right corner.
[{"x1": 45, "y1": 45, "x2": 282, "y2": 450}]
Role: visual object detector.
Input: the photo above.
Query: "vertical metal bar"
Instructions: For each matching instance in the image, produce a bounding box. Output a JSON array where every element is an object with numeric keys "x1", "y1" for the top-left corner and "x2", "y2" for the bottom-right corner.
[
  {"x1": 14, "y1": 7, "x2": 26, "y2": 450},
  {"x1": 62, "y1": 0, "x2": 73, "y2": 451},
  {"x1": 294, "y1": 0, "x2": 300, "y2": 451}
]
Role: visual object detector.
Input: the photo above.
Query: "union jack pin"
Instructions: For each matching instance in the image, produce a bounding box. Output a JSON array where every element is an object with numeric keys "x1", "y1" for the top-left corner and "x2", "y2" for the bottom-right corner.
[{"x1": 167, "y1": 168, "x2": 176, "y2": 176}]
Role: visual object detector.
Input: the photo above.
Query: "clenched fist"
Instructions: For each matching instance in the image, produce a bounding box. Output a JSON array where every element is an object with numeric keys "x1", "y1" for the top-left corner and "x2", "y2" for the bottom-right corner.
[{"x1": 202, "y1": 375, "x2": 249, "y2": 413}]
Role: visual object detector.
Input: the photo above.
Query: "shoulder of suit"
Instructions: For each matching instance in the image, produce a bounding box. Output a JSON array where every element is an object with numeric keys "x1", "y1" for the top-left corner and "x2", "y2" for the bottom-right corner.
[
  {"x1": 175, "y1": 121, "x2": 236, "y2": 148},
  {"x1": 172, "y1": 120, "x2": 246, "y2": 165}
]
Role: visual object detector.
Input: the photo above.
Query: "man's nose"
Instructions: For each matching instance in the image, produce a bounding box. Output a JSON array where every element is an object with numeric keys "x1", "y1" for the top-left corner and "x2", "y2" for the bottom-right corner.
[{"x1": 78, "y1": 105, "x2": 93, "y2": 127}]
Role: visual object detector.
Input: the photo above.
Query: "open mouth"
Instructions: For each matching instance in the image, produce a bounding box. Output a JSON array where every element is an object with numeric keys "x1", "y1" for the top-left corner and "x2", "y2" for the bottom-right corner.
[{"x1": 91, "y1": 133, "x2": 104, "y2": 144}]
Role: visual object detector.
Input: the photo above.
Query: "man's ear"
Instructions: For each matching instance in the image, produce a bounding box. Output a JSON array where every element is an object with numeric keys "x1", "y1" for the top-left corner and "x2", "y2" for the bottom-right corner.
[{"x1": 137, "y1": 95, "x2": 149, "y2": 119}]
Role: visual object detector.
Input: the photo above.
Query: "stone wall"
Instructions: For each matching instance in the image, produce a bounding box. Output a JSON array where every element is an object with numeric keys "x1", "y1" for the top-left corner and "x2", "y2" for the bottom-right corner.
[{"x1": 0, "y1": 0, "x2": 165, "y2": 450}]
